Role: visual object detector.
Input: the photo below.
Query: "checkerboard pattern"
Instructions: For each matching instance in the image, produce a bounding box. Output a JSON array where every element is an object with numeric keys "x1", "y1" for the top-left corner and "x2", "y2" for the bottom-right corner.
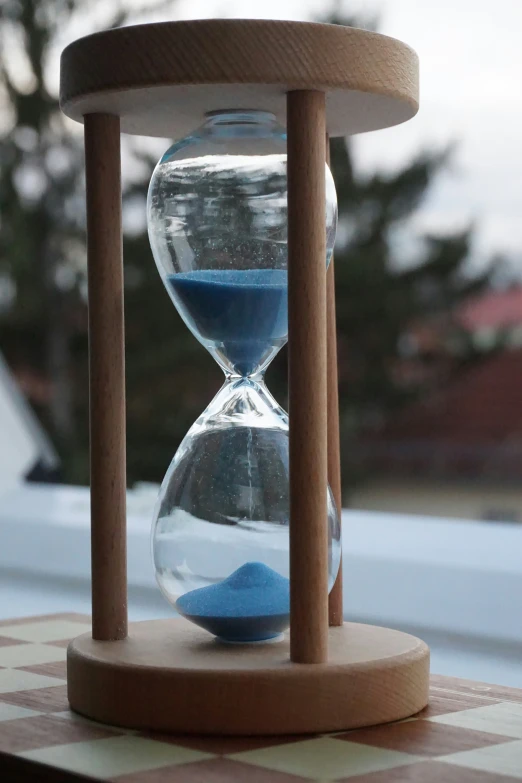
[{"x1": 0, "y1": 614, "x2": 521, "y2": 781}]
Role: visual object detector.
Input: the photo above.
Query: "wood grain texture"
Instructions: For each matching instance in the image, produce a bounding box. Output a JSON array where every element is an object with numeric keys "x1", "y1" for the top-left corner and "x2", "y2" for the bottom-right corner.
[
  {"x1": 287, "y1": 91, "x2": 328, "y2": 664},
  {"x1": 326, "y1": 266, "x2": 343, "y2": 625},
  {"x1": 326, "y1": 137, "x2": 344, "y2": 628},
  {"x1": 59, "y1": 20, "x2": 419, "y2": 139},
  {"x1": 0, "y1": 714, "x2": 113, "y2": 753},
  {"x1": 343, "y1": 720, "x2": 514, "y2": 756},
  {"x1": 84, "y1": 114, "x2": 127, "y2": 642},
  {"x1": 67, "y1": 619, "x2": 430, "y2": 735},
  {"x1": 1, "y1": 686, "x2": 69, "y2": 712}
]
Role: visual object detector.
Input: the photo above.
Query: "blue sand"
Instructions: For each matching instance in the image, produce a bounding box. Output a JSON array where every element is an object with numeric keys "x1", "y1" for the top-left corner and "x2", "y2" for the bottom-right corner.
[
  {"x1": 176, "y1": 562, "x2": 290, "y2": 642},
  {"x1": 168, "y1": 269, "x2": 288, "y2": 375}
]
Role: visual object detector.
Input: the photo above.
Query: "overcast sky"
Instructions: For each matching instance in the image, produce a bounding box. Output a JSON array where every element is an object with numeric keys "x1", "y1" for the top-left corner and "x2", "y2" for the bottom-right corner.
[{"x1": 154, "y1": 0, "x2": 522, "y2": 272}]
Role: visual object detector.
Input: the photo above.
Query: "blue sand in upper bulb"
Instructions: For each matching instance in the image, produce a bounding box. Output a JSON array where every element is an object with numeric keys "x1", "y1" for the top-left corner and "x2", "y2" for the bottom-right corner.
[
  {"x1": 168, "y1": 269, "x2": 288, "y2": 375},
  {"x1": 175, "y1": 562, "x2": 290, "y2": 642}
]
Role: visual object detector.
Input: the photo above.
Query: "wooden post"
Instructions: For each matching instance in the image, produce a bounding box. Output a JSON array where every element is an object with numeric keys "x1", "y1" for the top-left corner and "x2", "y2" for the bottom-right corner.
[
  {"x1": 84, "y1": 113, "x2": 127, "y2": 641},
  {"x1": 288, "y1": 90, "x2": 328, "y2": 664},
  {"x1": 326, "y1": 137, "x2": 344, "y2": 627}
]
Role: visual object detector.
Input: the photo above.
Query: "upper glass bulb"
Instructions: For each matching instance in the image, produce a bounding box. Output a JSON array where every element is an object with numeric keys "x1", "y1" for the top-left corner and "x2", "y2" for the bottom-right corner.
[{"x1": 147, "y1": 110, "x2": 337, "y2": 377}]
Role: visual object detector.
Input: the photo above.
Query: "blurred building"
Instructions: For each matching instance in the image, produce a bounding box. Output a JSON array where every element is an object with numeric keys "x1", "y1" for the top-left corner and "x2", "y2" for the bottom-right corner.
[{"x1": 352, "y1": 287, "x2": 522, "y2": 521}]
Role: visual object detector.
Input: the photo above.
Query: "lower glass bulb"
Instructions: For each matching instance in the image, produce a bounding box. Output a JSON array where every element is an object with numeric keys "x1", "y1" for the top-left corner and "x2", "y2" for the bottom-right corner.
[{"x1": 152, "y1": 378, "x2": 341, "y2": 643}]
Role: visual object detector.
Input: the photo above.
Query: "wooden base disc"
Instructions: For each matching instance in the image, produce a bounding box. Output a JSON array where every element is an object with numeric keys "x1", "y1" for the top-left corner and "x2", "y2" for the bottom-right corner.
[{"x1": 67, "y1": 619, "x2": 429, "y2": 735}]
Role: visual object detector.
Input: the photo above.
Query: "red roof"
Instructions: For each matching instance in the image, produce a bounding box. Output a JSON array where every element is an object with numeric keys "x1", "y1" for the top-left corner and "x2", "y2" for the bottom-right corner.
[{"x1": 458, "y1": 287, "x2": 522, "y2": 331}]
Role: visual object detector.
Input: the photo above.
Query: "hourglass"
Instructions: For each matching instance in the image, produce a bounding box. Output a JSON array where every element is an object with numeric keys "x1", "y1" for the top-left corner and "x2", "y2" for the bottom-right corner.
[
  {"x1": 148, "y1": 109, "x2": 340, "y2": 643},
  {"x1": 62, "y1": 19, "x2": 429, "y2": 734}
]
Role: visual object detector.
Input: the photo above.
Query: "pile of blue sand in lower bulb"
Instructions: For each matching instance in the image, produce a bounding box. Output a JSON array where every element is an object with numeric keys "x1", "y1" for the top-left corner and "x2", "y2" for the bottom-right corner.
[
  {"x1": 176, "y1": 562, "x2": 290, "y2": 643},
  {"x1": 168, "y1": 269, "x2": 288, "y2": 376}
]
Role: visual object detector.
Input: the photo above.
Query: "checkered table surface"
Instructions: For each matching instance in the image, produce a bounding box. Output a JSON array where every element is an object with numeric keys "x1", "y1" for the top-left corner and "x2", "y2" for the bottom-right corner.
[{"x1": 0, "y1": 614, "x2": 521, "y2": 782}]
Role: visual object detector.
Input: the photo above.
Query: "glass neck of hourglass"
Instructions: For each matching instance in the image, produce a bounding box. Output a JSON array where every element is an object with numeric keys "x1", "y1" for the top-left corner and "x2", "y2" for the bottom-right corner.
[{"x1": 190, "y1": 374, "x2": 287, "y2": 437}]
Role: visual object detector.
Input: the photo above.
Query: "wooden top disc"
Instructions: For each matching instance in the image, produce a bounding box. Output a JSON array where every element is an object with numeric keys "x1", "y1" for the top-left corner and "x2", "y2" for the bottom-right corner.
[{"x1": 60, "y1": 19, "x2": 418, "y2": 138}]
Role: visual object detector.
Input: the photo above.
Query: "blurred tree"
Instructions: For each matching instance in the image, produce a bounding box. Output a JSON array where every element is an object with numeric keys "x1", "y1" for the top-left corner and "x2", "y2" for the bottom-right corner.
[
  {"x1": 328, "y1": 139, "x2": 491, "y2": 491},
  {"x1": 0, "y1": 0, "x2": 87, "y2": 459},
  {"x1": 0, "y1": 0, "x2": 195, "y2": 483}
]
